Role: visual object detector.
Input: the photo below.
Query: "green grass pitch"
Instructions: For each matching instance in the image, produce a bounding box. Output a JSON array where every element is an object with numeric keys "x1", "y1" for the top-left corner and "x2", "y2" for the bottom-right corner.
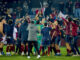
[{"x1": 0, "y1": 46, "x2": 80, "y2": 60}]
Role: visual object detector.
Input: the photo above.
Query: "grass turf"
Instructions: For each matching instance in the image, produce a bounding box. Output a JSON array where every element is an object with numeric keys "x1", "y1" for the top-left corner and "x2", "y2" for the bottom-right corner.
[{"x1": 0, "y1": 47, "x2": 80, "y2": 60}]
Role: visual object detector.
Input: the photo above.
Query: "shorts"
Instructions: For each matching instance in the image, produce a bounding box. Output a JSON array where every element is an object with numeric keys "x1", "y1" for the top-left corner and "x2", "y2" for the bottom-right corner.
[
  {"x1": 71, "y1": 36, "x2": 78, "y2": 45},
  {"x1": 16, "y1": 39, "x2": 21, "y2": 44},
  {"x1": 42, "y1": 40, "x2": 50, "y2": 46},
  {"x1": 55, "y1": 35, "x2": 60, "y2": 44},
  {"x1": 65, "y1": 35, "x2": 71, "y2": 43},
  {"x1": 6, "y1": 37, "x2": 14, "y2": 44},
  {"x1": 51, "y1": 37, "x2": 56, "y2": 44},
  {"x1": 21, "y1": 40, "x2": 28, "y2": 44},
  {"x1": 78, "y1": 32, "x2": 80, "y2": 35}
]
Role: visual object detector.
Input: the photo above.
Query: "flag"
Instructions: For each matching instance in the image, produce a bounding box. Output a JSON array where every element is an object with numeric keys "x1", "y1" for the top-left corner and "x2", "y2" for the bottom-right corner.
[{"x1": 58, "y1": 11, "x2": 68, "y2": 18}]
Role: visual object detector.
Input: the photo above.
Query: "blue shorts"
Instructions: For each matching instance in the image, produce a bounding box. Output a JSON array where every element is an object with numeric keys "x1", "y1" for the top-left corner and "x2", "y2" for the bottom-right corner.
[
  {"x1": 71, "y1": 36, "x2": 78, "y2": 45},
  {"x1": 55, "y1": 35, "x2": 60, "y2": 44},
  {"x1": 42, "y1": 40, "x2": 50, "y2": 46},
  {"x1": 65, "y1": 35, "x2": 71, "y2": 43},
  {"x1": 16, "y1": 39, "x2": 21, "y2": 44},
  {"x1": 7, "y1": 37, "x2": 14, "y2": 44},
  {"x1": 51, "y1": 37, "x2": 56, "y2": 44},
  {"x1": 78, "y1": 32, "x2": 80, "y2": 35},
  {"x1": 21, "y1": 40, "x2": 28, "y2": 44}
]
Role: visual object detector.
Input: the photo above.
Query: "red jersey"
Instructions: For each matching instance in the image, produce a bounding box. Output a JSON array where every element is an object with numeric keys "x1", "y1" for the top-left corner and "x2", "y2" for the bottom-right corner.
[
  {"x1": 55, "y1": 25, "x2": 61, "y2": 36},
  {"x1": 36, "y1": 9, "x2": 39, "y2": 14},
  {"x1": 62, "y1": 18, "x2": 71, "y2": 35},
  {"x1": 71, "y1": 22, "x2": 78, "y2": 36}
]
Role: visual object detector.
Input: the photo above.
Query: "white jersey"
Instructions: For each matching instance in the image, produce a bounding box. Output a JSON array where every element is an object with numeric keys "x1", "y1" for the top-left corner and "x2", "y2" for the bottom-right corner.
[{"x1": 13, "y1": 27, "x2": 18, "y2": 40}]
